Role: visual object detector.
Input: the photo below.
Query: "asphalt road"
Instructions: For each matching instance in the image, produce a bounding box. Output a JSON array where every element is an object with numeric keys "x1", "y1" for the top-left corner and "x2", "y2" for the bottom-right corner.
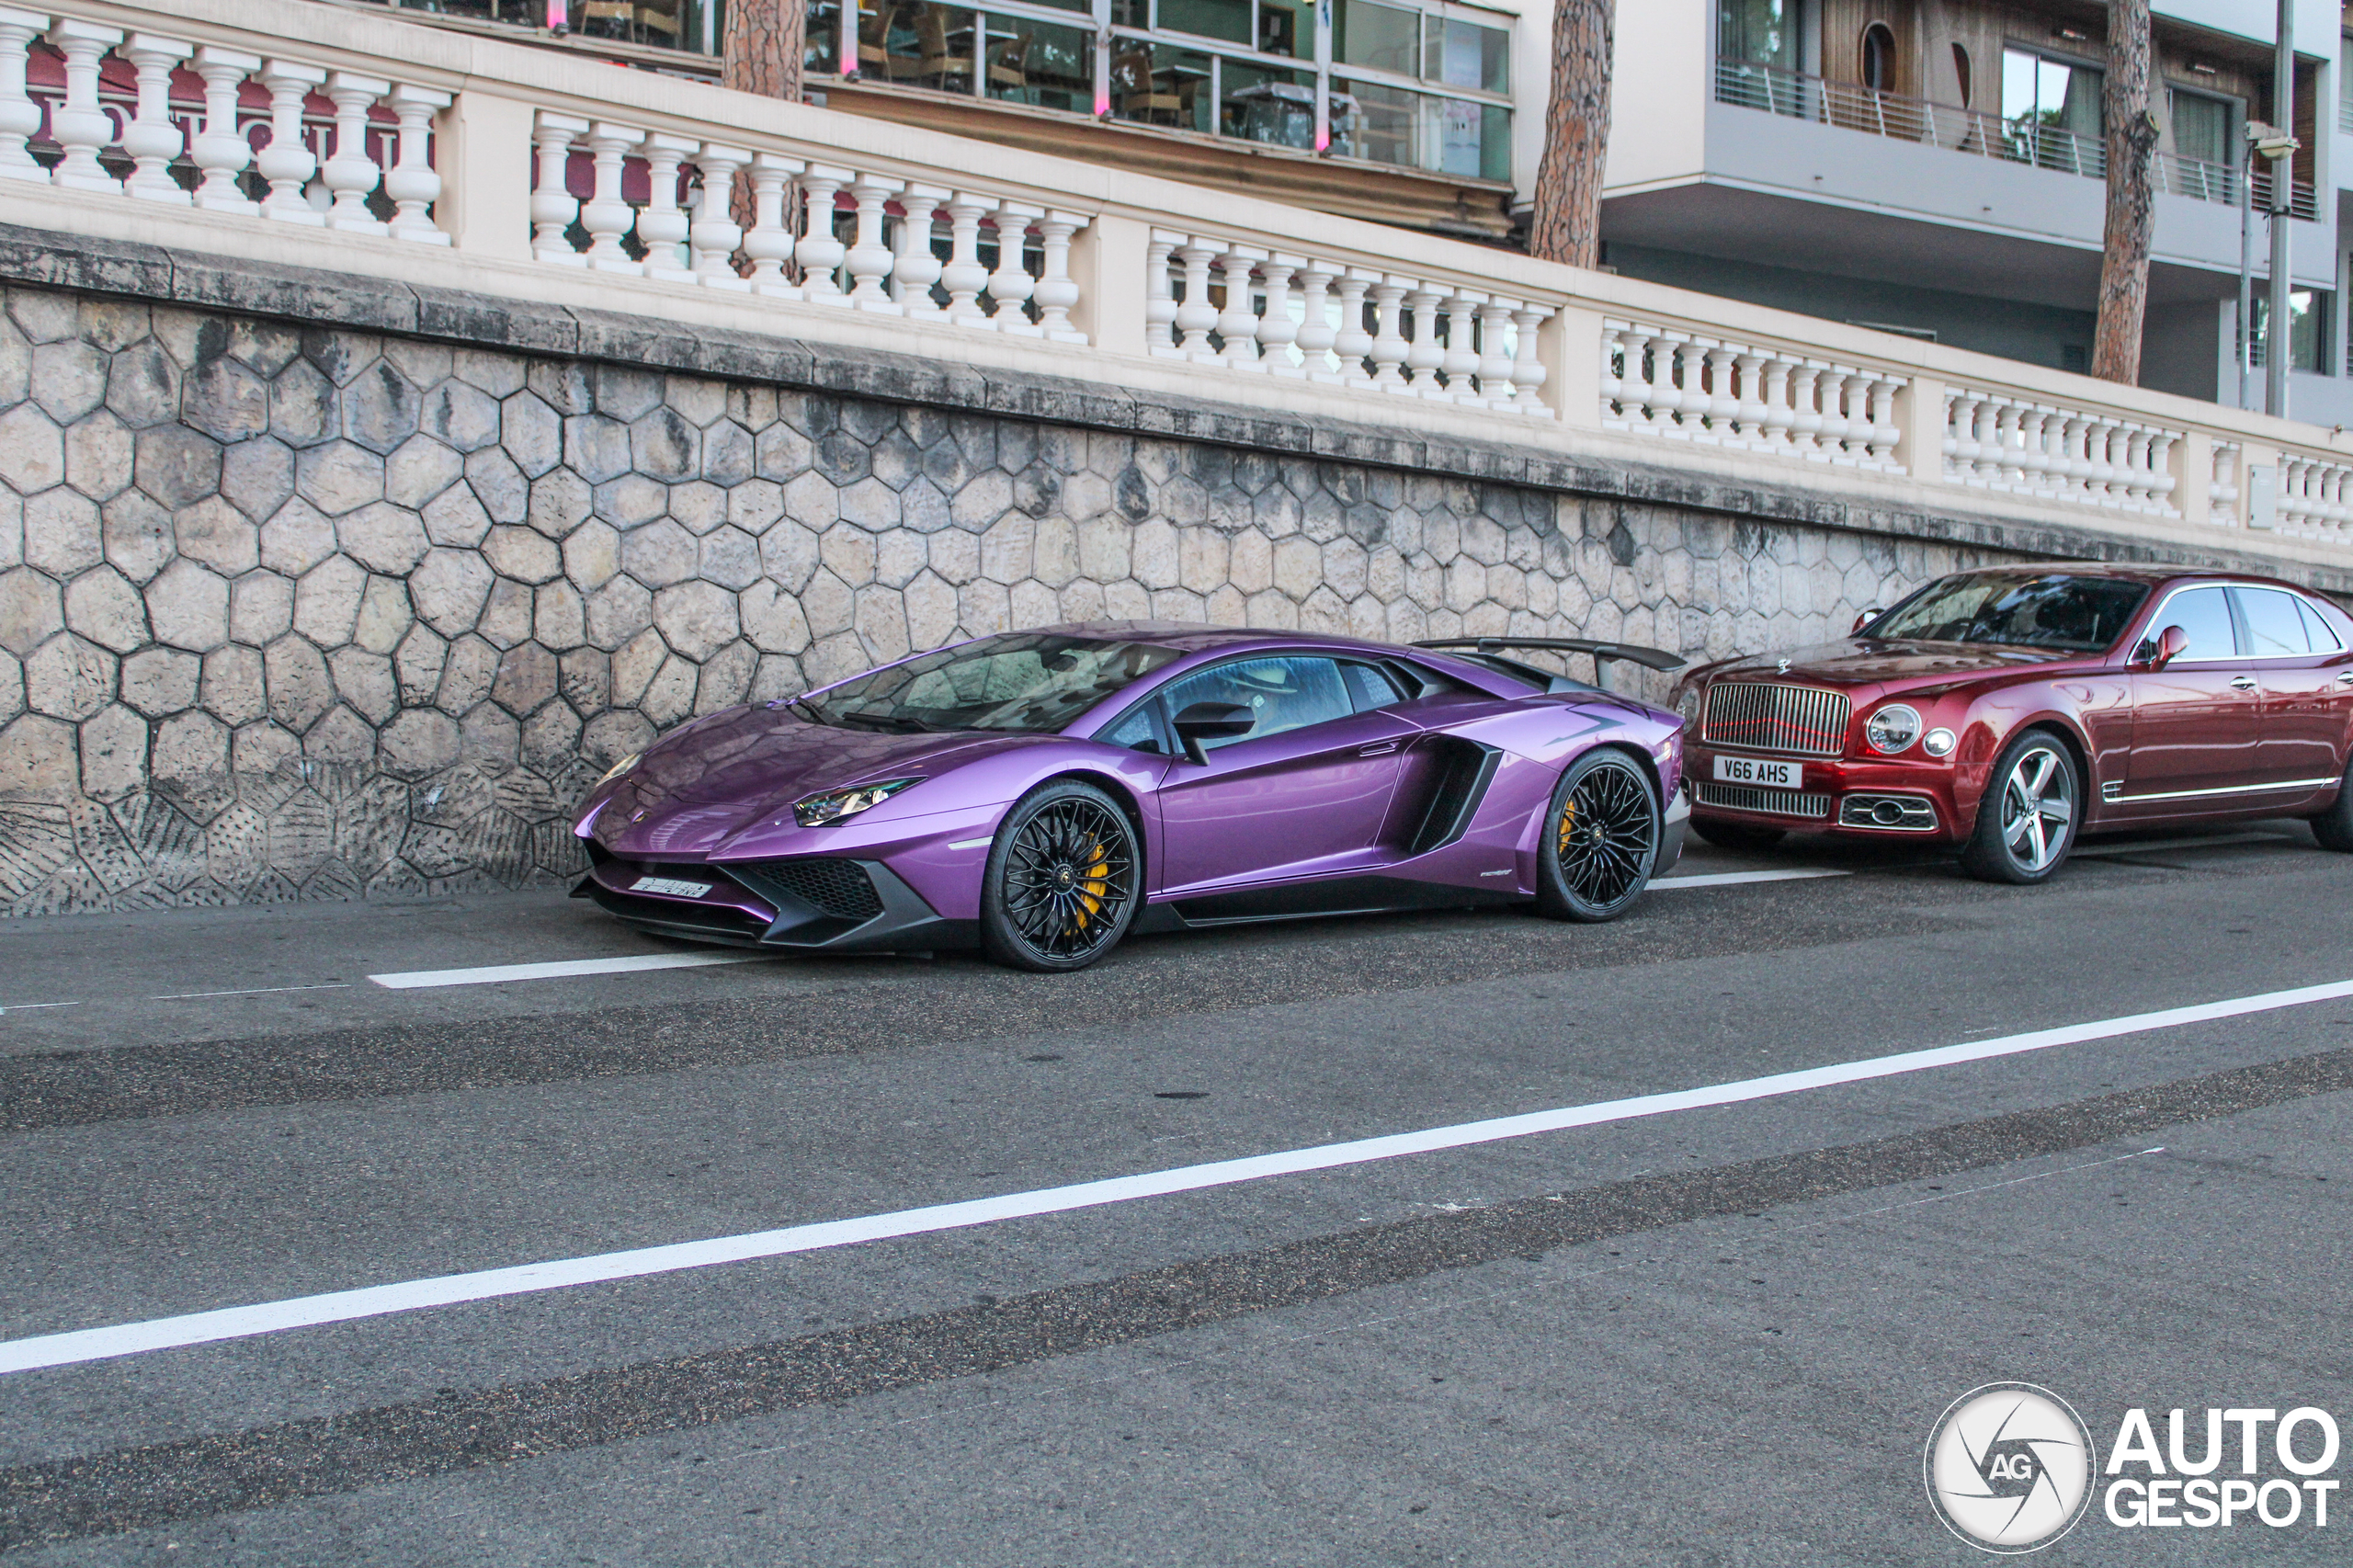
[{"x1": 1, "y1": 821, "x2": 2348, "y2": 1565}]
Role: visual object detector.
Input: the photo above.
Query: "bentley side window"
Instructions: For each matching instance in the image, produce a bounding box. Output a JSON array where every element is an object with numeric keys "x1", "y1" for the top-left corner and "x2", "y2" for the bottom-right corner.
[
  {"x1": 2296, "y1": 596, "x2": 2345, "y2": 653},
  {"x1": 2232, "y1": 588, "x2": 2312, "y2": 658},
  {"x1": 1158, "y1": 656, "x2": 1353, "y2": 750},
  {"x1": 2155, "y1": 585, "x2": 2237, "y2": 661}
]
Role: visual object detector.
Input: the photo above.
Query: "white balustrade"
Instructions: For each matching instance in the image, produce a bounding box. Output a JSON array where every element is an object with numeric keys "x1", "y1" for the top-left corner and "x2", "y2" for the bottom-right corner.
[
  {"x1": 687, "y1": 144, "x2": 749, "y2": 291},
  {"x1": 2279, "y1": 454, "x2": 2353, "y2": 536},
  {"x1": 0, "y1": 8, "x2": 44, "y2": 184},
  {"x1": 119, "y1": 33, "x2": 189, "y2": 205},
  {"x1": 796, "y1": 165, "x2": 848, "y2": 302},
  {"x1": 1604, "y1": 318, "x2": 1902, "y2": 460},
  {"x1": 2209, "y1": 442, "x2": 2242, "y2": 528},
  {"x1": 47, "y1": 19, "x2": 118, "y2": 193},
  {"x1": 891, "y1": 185, "x2": 948, "y2": 317},
  {"x1": 1215, "y1": 242, "x2": 1265, "y2": 369},
  {"x1": 1032, "y1": 210, "x2": 1087, "y2": 344},
  {"x1": 257, "y1": 61, "x2": 325, "y2": 224},
  {"x1": 1942, "y1": 386, "x2": 2179, "y2": 516},
  {"x1": 844, "y1": 172, "x2": 901, "y2": 310},
  {"x1": 741, "y1": 153, "x2": 801, "y2": 295},
  {"x1": 987, "y1": 203, "x2": 1040, "y2": 335},
  {"x1": 322, "y1": 72, "x2": 389, "y2": 232},
  {"x1": 637, "y1": 132, "x2": 697, "y2": 280}
]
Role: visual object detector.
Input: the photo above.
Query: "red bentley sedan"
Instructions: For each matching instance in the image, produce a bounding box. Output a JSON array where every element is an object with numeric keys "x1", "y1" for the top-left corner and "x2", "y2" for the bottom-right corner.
[{"x1": 1671, "y1": 565, "x2": 2353, "y2": 882}]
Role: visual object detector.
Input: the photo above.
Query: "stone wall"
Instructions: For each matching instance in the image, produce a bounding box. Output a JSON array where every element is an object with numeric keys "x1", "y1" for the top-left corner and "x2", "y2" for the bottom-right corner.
[{"x1": 0, "y1": 278, "x2": 2056, "y2": 915}]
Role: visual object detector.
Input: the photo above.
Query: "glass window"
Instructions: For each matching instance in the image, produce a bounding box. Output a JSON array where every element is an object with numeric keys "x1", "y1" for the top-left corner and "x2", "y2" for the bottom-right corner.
[
  {"x1": 2234, "y1": 588, "x2": 2313, "y2": 657},
  {"x1": 2252, "y1": 290, "x2": 2330, "y2": 373},
  {"x1": 2170, "y1": 89, "x2": 2232, "y2": 165},
  {"x1": 1258, "y1": 0, "x2": 1312, "y2": 58},
  {"x1": 1870, "y1": 573, "x2": 2152, "y2": 652},
  {"x1": 2152, "y1": 585, "x2": 2237, "y2": 661},
  {"x1": 862, "y1": 3, "x2": 977, "y2": 91},
  {"x1": 985, "y1": 15, "x2": 1095, "y2": 111},
  {"x1": 1717, "y1": 0, "x2": 1797, "y2": 70},
  {"x1": 1342, "y1": 661, "x2": 1406, "y2": 711},
  {"x1": 1111, "y1": 40, "x2": 1214, "y2": 131},
  {"x1": 1334, "y1": 80, "x2": 1507, "y2": 180},
  {"x1": 1159, "y1": 0, "x2": 1252, "y2": 44},
  {"x1": 2003, "y1": 49, "x2": 2104, "y2": 173},
  {"x1": 1424, "y1": 16, "x2": 1507, "y2": 94},
  {"x1": 1336, "y1": 0, "x2": 1422, "y2": 75},
  {"x1": 1096, "y1": 704, "x2": 1168, "y2": 754},
  {"x1": 2297, "y1": 597, "x2": 2344, "y2": 652},
  {"x1": 804, "y1": 633, "x2": 1182, "y2": 733},
  {"x1": 1222, "y1": 64, "x2": 1319, "y2": 148},
  {"x1": 1159, "y1": 656, "x2": 1354, "y2": 748}
]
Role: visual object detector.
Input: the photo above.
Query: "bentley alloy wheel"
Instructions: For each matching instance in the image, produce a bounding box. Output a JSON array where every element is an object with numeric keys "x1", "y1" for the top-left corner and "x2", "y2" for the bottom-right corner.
[
  {"x1": 1538, "y1": 749, "x2": 1661, "y2": 922},
  {"x1": 1961, "y1": 731, "x2": 2078, "y2": 884},
  {"x1": 980, "y1": 780, "x2": 1142, "y2": 971}
]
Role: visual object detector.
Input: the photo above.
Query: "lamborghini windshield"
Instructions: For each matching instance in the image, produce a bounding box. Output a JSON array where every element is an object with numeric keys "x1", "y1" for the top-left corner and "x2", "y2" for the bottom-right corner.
[
  {"x1": 1866, "y1": 574, "x2": 2150, "y2": 653},
  {"x1": 797, "y1": 633, "x2": 1182, "y2": 733}
]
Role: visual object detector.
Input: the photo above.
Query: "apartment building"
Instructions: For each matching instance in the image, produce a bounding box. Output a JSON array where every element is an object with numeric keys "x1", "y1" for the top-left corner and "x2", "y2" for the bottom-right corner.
[{"x1": 1603, "y1": 0, "x2": 2347, "y2": 418}]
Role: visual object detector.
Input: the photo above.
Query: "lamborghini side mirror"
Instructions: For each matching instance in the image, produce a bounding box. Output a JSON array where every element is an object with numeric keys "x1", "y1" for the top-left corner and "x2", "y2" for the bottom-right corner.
[{"x1": 1172, "y1": 700, "x2": 1255, "y2": 764}]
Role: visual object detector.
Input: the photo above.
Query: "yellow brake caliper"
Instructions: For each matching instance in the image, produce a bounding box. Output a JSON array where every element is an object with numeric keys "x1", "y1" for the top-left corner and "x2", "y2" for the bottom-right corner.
[{"x1": 1074, "y1": 835, "x2": 1108, "y2": 928}]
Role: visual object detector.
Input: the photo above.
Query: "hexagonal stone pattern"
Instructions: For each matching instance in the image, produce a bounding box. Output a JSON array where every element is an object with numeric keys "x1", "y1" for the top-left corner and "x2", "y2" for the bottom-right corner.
[{"x1": 0, "y1": 282, "x2": 1999, "y2": 915}]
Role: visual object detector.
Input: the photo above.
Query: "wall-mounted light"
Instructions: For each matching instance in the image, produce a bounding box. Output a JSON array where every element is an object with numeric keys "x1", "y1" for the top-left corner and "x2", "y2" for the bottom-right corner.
[
  {"x1": 2055, "y1": 28, "x2": 2088, "y2": 42},
  {"x1": 2191, "y1": 62, "x2": 2219, "y2": 75}
]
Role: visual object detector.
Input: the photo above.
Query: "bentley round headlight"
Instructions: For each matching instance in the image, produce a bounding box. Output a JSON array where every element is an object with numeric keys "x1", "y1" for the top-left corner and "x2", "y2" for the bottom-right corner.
[
  {"x1": 1864, "y1": 704, "x2": 1922, "y2": 755},
  {"x1": 1921, "y1": 727, "x2": 1957, "y2": 758},
  {"x1": 596, "y1": 751, "x2": 642, "y2": 787},
  {"x1": 1676, "y1": 686, "x2": 1702, "y2": 730}
]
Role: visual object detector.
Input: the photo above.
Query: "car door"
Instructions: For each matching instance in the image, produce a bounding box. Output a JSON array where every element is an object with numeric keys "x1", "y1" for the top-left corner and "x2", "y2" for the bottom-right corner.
[
  {"x1": 1152, "y1": 653, "x2": 1416, "y2": 893},
  {"x1": 2119, "y1": 584, "x2": 2260, "y2": 815},
  {"x1": 2234, "y1": 585, "x2": 2353, "y2": 790}
]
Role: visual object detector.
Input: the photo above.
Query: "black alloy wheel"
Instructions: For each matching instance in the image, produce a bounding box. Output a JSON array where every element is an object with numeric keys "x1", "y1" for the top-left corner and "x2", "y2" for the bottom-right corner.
[
  {"x1": 1960, "y1": 728, "x2": 2079, "y2": 884},
  {"x1": 1689, "y1": 818, "x2": 1788, "y2": 852},
  {"x1": 980, "y1": 780, "x2": 1142, "y2": 971},
  {"x1": 1538, "y1": 748, "x2": 1661, "y2": 922},
  {"x1": 2309, "y1": 756, "x2": 2353, "y2": 852}
]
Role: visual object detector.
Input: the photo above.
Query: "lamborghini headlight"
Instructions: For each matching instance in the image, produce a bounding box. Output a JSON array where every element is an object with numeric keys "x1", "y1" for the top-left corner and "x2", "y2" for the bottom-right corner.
[
  {"x1": 793, "y1": 777, "x2": 922, "y2": 828},
  {"x1": 596, "y1": 751, "x2": 641, "y2": 787}
]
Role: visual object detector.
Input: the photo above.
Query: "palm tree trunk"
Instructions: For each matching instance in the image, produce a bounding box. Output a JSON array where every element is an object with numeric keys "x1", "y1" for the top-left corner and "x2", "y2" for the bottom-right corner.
[
  {"x1": 723, "y1": 0, "x2": 804, "y2": 101},
  {"x1": 1529, "y1": 0, "x2": 1613, "y2": 268},
  {"x1": 2091, "y1": 0, "x2": 2158, "y2": 382}
]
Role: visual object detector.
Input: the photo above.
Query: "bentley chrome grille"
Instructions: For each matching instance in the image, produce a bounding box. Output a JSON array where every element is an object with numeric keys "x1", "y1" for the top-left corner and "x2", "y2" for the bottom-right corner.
[
  {"x1": 1697, "y1": 782, "x2": 1832, "y2": 819},
  {"x1": 1701, "y1": 683, "x2": 1851, "y2": 757}
]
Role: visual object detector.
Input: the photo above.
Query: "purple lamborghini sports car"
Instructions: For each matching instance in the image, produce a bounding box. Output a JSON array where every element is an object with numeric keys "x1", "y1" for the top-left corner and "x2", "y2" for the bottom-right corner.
[{"x1": 571, "y1": 622, "x2": 1688, "y2": 972}]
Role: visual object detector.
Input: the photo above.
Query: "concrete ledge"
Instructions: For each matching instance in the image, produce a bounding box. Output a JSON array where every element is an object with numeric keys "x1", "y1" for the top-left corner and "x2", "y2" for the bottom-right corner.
[{"x1": 2, "y1": 220, "x2": 2348, "y2": 597}]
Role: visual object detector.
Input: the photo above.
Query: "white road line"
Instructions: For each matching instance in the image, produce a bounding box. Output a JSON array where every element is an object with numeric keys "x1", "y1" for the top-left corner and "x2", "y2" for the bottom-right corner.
[
  {"x1": 148, "y1": 983, "x2": 353, "y2": 1001},
  {"x1": 5, "y1": 973, "x2": 2349, "y2": 1377},
  {"x1": 369, "y1": 952, "x2": 776, "y2": 990},
  {"x1": 0, "y1": 1001, "x2": 79, "y2": 1015},
  {"x1": 1651, "y1": 869, "x2": 1850, "y2": 889}
]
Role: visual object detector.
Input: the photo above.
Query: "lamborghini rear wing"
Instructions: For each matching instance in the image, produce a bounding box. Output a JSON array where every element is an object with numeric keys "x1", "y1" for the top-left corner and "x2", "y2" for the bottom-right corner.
[{"x1": 1412, "y1": 637, "x2": 1687, "y2": 688}]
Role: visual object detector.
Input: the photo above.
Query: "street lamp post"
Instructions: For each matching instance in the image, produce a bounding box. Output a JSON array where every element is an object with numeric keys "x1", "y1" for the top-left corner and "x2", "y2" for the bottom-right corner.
[{"x1": 2266, "y1": 0, "x2": 2293, "y2": 418}]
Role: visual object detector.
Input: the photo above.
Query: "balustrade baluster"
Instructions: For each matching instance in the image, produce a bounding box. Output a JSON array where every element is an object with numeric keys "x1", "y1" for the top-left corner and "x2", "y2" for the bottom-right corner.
[
  {"x1": 891, "y1": 186, "x2": 948, "y2": 316},
  {"x1": 1970, "y1": 397, "x2": 2005, "y2": 484},
  {"x1": 1700, "y1": 344, "x2": 1739, "y2": 441},
  {"x1": 257, "y1": 61, "x2": 324, "y2": 224},
  {"x1": 1787, "y1": 362, "x2": 1825, "y2": 456},
  {"x1": 121, "y1": 34, "x2": 191, "y2": 205},
  {"x1": 47, "y1": 20, "x2": 120, "y2": 194},
  {"x1": 1170, "y1": 239, "x2": 1219, "y2": 360},
  {"x1": 796, "y1": 165, "x2": 850, "y2": 301},
  {"x1": 631, "y1": 133, "x2": 696, "y2": 279},
  {"x1": 1367, "y1": 277, "x2": 1412, "y2": 390},
  {"x1": 743, "y1": 153, "x2": 802, "y2": 295},
  {"x1": 1477, "y1": 299, "x2": 1517, "y2": 406},
  {"x1": 1985, "y1": 403, "x2": 2024, "y2": 487},
  {"x1": 1402, "y1": 284, "x2": 1446, "y2": 395},
  {"x1": 1145, "y1": 230, "x2": 1182, "y2": 355},
  {"x1": 987, "y1": 202, "x2": 1042, "y2": 335},
  {"x1": 1031, "y1": 210, "x2": 1087, "y2": 342},
  {"x1": 1655, "y1": 335, "x2": 1699, "y2": 436},
  {"x1": 938, "y1": 193, "x2": 996, "y2": 324},
  {"x1": 1293, "y1": 262, "x2": 1338, "y2": 376},
  {"x1": 1731, "y1": 351, "x2": 1768, "y2": 448},
  {"x1": 1941, "y1": 390, "x2": 1969, "y2": 481},
  {"x1": 323, "y1": 72, "x2": 390, "y2": 233},
  {"x1": 530, "y1": 112, "x2": 586, "y2": 264},
  {"x1": 0, "y1": 9, "x2": 46, "y2": 185},
  {"x1": 1506, "y1": 303, "x2": 1552, "y2": 412},
  {"x1": 194, "y1": 48, "x2": 266, "y2": 214},
  {"x1": 385, "y1": 85, "x2": 451, "y2": 244},
  {"x1": 1332, "y1": 268, "x2": 1377, "y2": 386},
  {"x1": 1257, "y1": 253, "x2": 1301, "y2": 373},
  {"x1": 2209, "y1": 442, "x2": 2241, "y2": 525},
  {"x1": 685, "y1": 145, "x2": 748, "y2": 290},
  {"x1": 1216, "y1": 242, "x2": 1267, "y2": 369},
  {"x1": 1749, "y1": 354, "x2": 1794, "y2": 452},
  {"x1": 1439, "y1": 290, "x2": 1483, "y2": 401},
  {"x1": 844, "y1": 171, "x2": 903, "y2": 310},
  {"x1": 577, "y1": 122, "x2": 643, "y2": 271},
  {"x1": 1864, "y1": 375, "x2": 1900, "y2": 466}
]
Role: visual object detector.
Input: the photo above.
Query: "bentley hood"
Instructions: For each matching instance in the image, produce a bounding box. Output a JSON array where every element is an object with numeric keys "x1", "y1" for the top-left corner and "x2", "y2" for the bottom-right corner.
[{"x1": 1703, "y1": 641, "x2": 2080, "y2": 690}]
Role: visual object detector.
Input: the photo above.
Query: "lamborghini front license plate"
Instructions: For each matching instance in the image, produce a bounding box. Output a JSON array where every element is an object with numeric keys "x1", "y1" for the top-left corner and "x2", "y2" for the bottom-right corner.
[
  {"x1": 1713, "y1": 755, "x2": 1802, "y2": 789},
  {"x1": 631, "y1": 875, "x2": 713, "y2": 898}
]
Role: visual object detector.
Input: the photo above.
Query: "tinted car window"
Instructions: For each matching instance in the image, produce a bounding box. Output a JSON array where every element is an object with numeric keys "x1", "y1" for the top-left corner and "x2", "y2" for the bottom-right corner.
[
  {"x1": 1868, "y1": 573, "x2": 2149, "y2": 650},
  {"x1": 1341, "y1": 661, "x2": 1406, "y2": 712},
  {"x1": 1095, "y1": 704, "x2": 1165, "y2": 755},
  {"x1": 803, "y1": 633, "x2": 1181, "y2": 733},
  {"x1": 1160, "y1": 656, "x2": 1352, "y2": 750},
  {"x1": 2154, "y1": 586, "x2": 2237, "y2": 661},
  {"x1": 2298, "y1": 597, "x2": 2345, "y2": 652},
  {"x1": 2234, "y1": 588, "x2": 2311, "y2": 657}
]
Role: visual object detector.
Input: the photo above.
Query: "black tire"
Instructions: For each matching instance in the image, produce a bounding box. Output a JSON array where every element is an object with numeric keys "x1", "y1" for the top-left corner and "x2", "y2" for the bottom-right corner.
[
  {"x1": 1960, "y1": 729, "x2": 2080, "y2": 885},
  {"x1": 2310, "y1": 757, "x2": 2353, "y2": 851},
  {"x1": 1689, "y1": 817, "x2": 1788, "y2": 852},
  {"x1": 978, "y1": 780, "x2": 1142, "y2": 972},
  {"x1": 1537, "y1": 748, "x2": 1661, "y2": 922}
]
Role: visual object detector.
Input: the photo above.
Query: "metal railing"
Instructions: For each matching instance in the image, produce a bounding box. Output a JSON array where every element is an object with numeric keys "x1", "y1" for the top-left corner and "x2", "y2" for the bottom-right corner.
[{"x1": 1715, "y1": 60, "x2": 2314, "y2": 220}]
